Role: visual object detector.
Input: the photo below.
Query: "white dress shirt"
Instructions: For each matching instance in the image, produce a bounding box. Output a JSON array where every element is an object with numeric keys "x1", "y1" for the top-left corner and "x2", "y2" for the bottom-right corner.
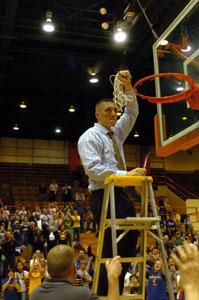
[{"x1": 78, "y1": 91, "x2": 138, "y2": 191}]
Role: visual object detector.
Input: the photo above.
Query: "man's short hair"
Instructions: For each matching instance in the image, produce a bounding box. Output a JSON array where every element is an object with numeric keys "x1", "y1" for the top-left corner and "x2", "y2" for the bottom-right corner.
[
  {"x1": 95, "y1": 98, "x2": 114, "y2": 112},
  {"x1": 47, "y1": 245, "x2": 75, "y2": 278}
]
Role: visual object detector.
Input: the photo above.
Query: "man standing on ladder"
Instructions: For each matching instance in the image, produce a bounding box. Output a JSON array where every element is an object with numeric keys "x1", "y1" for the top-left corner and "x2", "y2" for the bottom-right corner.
[{"x1": 78, "y1": 70, "x2": 145, "y2": 295}]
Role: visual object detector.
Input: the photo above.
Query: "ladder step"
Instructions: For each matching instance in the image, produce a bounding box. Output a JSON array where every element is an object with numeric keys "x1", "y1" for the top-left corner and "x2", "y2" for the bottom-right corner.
[
  {"x1": 119, "y1": 217, "x2": 161, "y2": 225},
  {"x1": 96, "y1": 257, "x2": 145, "y2": 263},
  {"x1": 105, "y1": 217, "x2": 160, "y2": 230},
  {"x1": 104, "y1": 175, "x2": 153, "y2": 187},
  {"x1": 106, "y1": 220, "x2": 159, "y2": 230},
  {"x1": 100, "y1": 295, "x2": 143, "y2": 299},
  {"x1": 120, "y1": 295, "x2": 143, "y2": 299},
  {"x1": 117, "y1": 224, "x2": 158, "y2": 230}
]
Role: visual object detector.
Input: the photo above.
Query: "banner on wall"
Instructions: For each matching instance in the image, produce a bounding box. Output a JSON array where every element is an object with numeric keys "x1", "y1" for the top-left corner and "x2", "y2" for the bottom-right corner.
[
  {"x1": 140, "y1": 146, "x2": 151, "y2": 174},
  {"x1": 68, "y1": 142, "x2": 78, "y2": 171}
]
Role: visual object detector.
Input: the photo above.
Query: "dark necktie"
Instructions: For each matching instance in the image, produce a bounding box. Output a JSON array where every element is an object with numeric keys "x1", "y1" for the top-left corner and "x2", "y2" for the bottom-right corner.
[{"x1": 108, "y1": 131, "x2": 125, "y2": 171}]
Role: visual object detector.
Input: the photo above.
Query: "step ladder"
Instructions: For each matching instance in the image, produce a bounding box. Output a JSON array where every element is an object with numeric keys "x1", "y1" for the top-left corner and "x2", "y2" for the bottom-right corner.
[{"x1": 92, "y1": 175, "x2": 175, "y2": 300}]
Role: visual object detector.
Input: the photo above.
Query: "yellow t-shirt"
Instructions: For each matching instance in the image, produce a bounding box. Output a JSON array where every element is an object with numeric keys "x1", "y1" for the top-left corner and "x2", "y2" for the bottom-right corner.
[
  {"x1": 173, "y1": 214, "x2": 181, "y2": 224},
  {"x1": 72, "y1": 215, "x2": 81, "y2": 228},
  {"x1": 29, "y1": 272, "x2": 42, "y2": 295}
]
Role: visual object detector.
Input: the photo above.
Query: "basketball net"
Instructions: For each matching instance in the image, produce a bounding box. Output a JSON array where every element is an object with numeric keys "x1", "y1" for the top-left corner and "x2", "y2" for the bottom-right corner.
[{"x1": 110, "y1": 70, "x2": 134, "y2": 111}]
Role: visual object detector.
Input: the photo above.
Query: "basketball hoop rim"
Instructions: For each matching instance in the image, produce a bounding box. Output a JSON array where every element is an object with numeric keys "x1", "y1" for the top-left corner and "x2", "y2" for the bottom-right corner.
[{"x1": 133, "y1": 73, "x2": 195, "y2": 103}]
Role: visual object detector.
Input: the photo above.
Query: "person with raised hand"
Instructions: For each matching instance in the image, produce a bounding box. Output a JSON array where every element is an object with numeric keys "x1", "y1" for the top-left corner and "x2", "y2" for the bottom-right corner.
[
  {"x1": 171, "y1": 243, "x2": 199, "y2": 300},
  {"x1": 30, "y1": 244, "x2": 122, "y2": 300},
  {"x1": 78, "y1": 70, "x2": 145, "y2": 295}
]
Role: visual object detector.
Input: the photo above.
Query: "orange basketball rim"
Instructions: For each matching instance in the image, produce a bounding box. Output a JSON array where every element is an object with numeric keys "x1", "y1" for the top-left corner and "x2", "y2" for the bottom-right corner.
[{"x1": 133, "y1": 73, "x2": 199, "y2": 110}]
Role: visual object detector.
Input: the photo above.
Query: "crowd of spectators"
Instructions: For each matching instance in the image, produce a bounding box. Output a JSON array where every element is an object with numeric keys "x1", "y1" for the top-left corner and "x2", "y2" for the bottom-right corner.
[
  {"x1": 0, "y1": 199, "x2": 97, "y2": 299},
  {"x1": 0, "y1": 190, "x2": 197, "y2": 300},
  {"x1": 122, "y1": 196, "x2": 197, "y2": 300}
]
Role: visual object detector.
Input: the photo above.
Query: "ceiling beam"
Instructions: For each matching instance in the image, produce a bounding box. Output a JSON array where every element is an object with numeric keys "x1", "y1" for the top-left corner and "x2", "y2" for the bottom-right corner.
[{"x1": 1, "y1": 0, "x2": 19, "y2": 52}]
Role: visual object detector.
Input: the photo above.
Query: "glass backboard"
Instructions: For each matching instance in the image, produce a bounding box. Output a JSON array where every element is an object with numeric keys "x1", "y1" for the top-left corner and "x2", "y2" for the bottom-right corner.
[{"x1": 153, "y1": 0, "x2": 199, "y2": 157}]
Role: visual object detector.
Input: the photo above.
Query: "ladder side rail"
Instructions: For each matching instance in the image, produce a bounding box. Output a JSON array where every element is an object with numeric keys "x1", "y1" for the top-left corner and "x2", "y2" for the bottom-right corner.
[
  {"x1": 139, "y1": 180, "x2": 149, "y2": 299},
  {"x1": 148, "y1": 182, "x2": 175, "y2": 300},
  {"x1": 110, "y1": 181, "x2": 118, "y2": 257},
  {"x1": 92, "y1": 184, "x2": 110, "y2": 293}
]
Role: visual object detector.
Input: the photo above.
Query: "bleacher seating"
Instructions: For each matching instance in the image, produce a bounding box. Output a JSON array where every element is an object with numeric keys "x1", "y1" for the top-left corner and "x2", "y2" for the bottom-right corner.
[
  {"x1": 167, "y1": 171, "x2": 199, "y2": 197},
  {"x1": 10, "y1": 186, "x2": 91, "y2": 207},
  {"x1": 0, "y1": 162, "x2": 91, "y2": 206},
  {"x1": 0, "y1": 162, "x2": 73, "y2": 185}
]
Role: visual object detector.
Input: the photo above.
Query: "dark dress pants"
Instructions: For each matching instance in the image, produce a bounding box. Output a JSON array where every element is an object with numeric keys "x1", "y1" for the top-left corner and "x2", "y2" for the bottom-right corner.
[{"x1": 90, "y1": 188, "x2": 138, "y2": 296}]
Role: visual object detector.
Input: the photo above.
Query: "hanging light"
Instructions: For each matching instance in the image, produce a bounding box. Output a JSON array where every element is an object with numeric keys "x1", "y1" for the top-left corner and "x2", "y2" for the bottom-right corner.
[
  {"x1": 176, "y1": 87, "x2": 184, "y2": 91},
  {"x1": 13, "y1": 124, "x2": 19, "y2": 131},
  {"x1": 99, "y1": 7, "x2": 107, "y2": 15},
  {"x1": 43, "y1": 11, "x2": 55, "y2": 32},
  {"x1": 182, "y1": 116, "x2": 188, "y2": 120},
  {"x1": 114, "y1": 26, "x2": 127, "y2": 43},
  {"x1": 89, "y1": 77, "x2": 99, "y2": 83},
  {"x1": 68, "y1": 105, "x2": 75, "y2": 112},
  {"x1": 19, "y1": 101, "x2": 27, "y2": 109},
  {"x1": 89, "y1": 72, "x2": 99, "y2": 83},
  {"x1": 101, "y1": 22, "x2": 109, "y2": 30},
  {"x1": 55, "y1": 127, "x2": 61, "y2": 133},
  {"x1": 160, "y1": 40, "x2": 168, "y2": 46},
  {"x1": 181, "y1": 46, "x2": 191, "y2": 52},
  {"x1": 134, "y1": 131, "x2": 139, "y2": 138}
]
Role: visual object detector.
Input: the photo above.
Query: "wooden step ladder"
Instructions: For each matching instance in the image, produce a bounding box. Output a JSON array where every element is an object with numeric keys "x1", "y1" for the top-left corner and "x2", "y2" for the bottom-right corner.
[{"x1": 92, "y1": 175, "x2": 175, "y2": 300}]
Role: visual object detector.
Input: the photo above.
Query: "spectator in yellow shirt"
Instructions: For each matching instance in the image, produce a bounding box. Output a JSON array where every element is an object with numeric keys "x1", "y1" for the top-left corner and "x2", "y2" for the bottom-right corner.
[
  {"x1": 173, "y1": 210, "x2": 181, "y2": 231},
  {"x1": 72, "y1": 210, "x2": 81, "y2": 244},
  {"x1": 29, "y1": 254, "x2": 44, "y2": 295}
]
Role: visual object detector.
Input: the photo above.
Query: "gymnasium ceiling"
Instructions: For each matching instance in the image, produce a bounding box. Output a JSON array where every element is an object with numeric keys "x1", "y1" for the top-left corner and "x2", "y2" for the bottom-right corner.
[{"x1": 0, "y1": 0, "x2": 191, "y2": 145}]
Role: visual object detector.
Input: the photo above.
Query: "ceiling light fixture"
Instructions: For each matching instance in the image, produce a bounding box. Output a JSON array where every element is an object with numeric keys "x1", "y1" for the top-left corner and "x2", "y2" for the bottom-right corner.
[
  {"x1": 182, "y1": 116, "x2": 188, "y2": 120},
  {"x1": 176, "y1": 87, "x2": 184, "y2": 91},
  {"x1": 43, "y1": 11, "x2": 55, "y2": 32},
  {"x1": 89, "y1": 78, "x2": 99, "y2": 83},
  {"x1": 13, "y1": 124, "x2": 19, "y2": 131},
  {"x1": 19, "y1": 101, "x2": 27, "y2": 109},
  {"x1": 89, "y1": 72, "x2": 99, "y2": 83},
  {"x1": 68, "y1": 105, "x2": 75, "y2": 112},
  {"x1": 101, "y1": 22, "x2": 109, "y2": 30},
  {"x1": 114, "y1": 25, "x2": 127, "y2": 43},
  {"x1": 160, "y1": 40, "x2": 169, "y2": 46},
  {"x1": 99, "y1": 7, "x2": 107, "y2": 15},
  {"x1": 55, "y1": 127, "x2": 61, "y2": 133},
  {"x1": 181, "y1": 46, "x2": 191, "y2": 52},
  {"x1": 134, "y1": 132, "x2": 139, "y2": 138},
  {"x1": 117, "y1": 111, "x2": 122, "y2": 116}
]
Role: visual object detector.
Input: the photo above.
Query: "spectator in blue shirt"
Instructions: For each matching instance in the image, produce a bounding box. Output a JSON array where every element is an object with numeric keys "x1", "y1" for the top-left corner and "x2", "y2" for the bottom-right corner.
[
  {"x1": 2, "y1": 269, "x2": 21, "y2": 300},
  {"x1": 166, "y1": 215, "x2": 177, "y2": 238},
  {"x1": 147, "y1": 260, "x2": 167, "y2": 300},
  {"x1": 11, "y1": 221, "x2": 21, "y2": 243}
]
